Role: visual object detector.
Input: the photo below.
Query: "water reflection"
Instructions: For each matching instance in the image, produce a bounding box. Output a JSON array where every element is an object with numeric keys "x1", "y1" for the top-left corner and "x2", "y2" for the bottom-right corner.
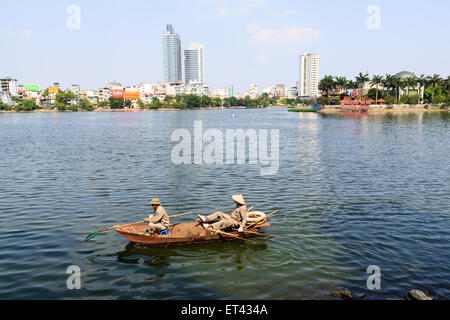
[{"x1": 115, "y1": 240, "x2": 268, "y2": 272}]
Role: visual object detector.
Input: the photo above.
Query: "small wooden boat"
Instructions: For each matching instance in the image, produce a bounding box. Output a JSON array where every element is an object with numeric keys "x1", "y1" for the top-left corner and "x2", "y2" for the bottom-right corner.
[{"x1": 116, "y1": 221, "x2": 271, "y2": 246}]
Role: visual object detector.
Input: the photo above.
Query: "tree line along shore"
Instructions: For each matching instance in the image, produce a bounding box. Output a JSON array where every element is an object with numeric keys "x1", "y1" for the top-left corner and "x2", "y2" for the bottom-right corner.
[
  {"x1": 0, "y1": 93, "x2": 282, "y2": 113},
  {"x1": 317, "y1": 73, "x2": 450, "y2": 107},
  {"x1": 1, "y1": 72, "x2": 449, "y2": 113}
]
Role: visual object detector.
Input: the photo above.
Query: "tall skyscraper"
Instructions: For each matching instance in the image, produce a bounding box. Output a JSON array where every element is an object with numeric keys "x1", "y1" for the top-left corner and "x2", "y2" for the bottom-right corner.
[
  {"x1": 163, "y1": 24, "x2": 182, "y2": 83},
  {"x1": 298, "y1": 53, "x2": 319, "y2": 97},
  {"x1": 184, "y1": 43, "x2": 205, "y2": 84}
]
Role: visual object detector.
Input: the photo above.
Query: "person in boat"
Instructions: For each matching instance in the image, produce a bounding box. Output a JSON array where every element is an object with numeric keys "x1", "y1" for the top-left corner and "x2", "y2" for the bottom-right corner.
[
  {"x1": 144, "y1": 198, "x2": 170, "y2": 234},
  {"x1": 198, "y1": 195, "x2": 248, "y2": 233}
]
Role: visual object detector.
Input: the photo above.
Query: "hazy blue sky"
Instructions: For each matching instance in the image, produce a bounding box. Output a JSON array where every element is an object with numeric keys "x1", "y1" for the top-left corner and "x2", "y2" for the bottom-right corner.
[{"x1": 1, "y1": 0, "x2": 449, "y2": 93}]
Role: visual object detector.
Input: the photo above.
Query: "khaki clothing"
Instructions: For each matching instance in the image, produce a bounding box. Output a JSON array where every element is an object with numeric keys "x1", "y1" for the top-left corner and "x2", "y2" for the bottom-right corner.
[
  {"x1": 149, "y1": 206, "x2": 170, "y2": 228},
  {"x1": 206, "y1": 205, "x2": 248, "y2": 231},
  {"x1": 147, "y1": 223, "x2": 167, "y2": 234},
  {"x1": 230, "y1": 205, "x2": 248, "y2": 229}
]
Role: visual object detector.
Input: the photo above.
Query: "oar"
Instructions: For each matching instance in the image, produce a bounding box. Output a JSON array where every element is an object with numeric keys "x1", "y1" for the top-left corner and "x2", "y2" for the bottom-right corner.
[
  {"x1": 85, "y1": 211, "x2": 193, "y2": 241},
  {"x1": 242, "y1": 230, "x2": 281, "y2": 238},
  {"x1": 205, "y1": 228, "x2": 258, "y2": 243},
  {"x1": 246, "y1": 210, "x2": 279, "y2": 230}
]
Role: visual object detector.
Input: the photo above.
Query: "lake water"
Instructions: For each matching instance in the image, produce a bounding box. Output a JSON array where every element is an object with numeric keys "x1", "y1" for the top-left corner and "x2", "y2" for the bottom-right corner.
[{"x1": 0, "y1": 109, "x2": 449, "y2": 300}]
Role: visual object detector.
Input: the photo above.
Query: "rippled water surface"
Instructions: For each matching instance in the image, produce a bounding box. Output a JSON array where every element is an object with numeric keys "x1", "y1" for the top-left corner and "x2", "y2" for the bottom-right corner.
[{"x1": 0, "y1": 109, "x2": 449, "y2": 300}]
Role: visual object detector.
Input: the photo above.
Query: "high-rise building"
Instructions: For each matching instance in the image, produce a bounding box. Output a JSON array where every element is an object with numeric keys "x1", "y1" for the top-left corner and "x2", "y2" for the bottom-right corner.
[
  {"x1": 298, "y1": 53, "x2": 319, "y2": 97},
  {"x1": 163, "y1": 24, "x2": 182, "y2": 84},
  {"x1": 184, "y1": 42, "x2": 205, "y2": 84},
  {"x1": 0, "y1": 77, "x2": 19, "y2": 97}
]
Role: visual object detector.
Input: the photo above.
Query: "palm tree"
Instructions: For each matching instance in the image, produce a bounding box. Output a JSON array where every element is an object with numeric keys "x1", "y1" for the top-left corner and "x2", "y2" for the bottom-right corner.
[
  {"x1": 347, "y1": 80, "x2": 357, "y2": 90},
  {"x1": 355, "y1": 73, "x2": 370, "y2": 102},
  {"x1": 384, "y1": 74, "x2": 395, "y2": 98},
  {"x1": 318, "y1": 75, "x2": 336, "y2": 97},
  {"x1": 335, "y1": 76, "x2": 348, "y2": 94},
  {"x1": 371, "y1": 75, "x2": 384, "y2": 104},
  {"x1": 390, "y1": 77, "x2": 403, "y2": 101},
  {"x1": 427, "y1": 74, "x2": 441, "y2": 103}
]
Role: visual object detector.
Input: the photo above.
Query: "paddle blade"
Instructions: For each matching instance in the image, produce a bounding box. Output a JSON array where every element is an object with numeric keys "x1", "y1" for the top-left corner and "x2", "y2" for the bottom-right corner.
[{"x1": 85, "y1": 231, "x2": 100, "y2": 242}]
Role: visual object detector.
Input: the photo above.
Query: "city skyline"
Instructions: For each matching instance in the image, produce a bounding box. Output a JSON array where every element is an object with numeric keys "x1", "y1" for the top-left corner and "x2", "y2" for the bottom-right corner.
[{"x1": 1, "y1": 0, "x2": 449, "y2": 93}]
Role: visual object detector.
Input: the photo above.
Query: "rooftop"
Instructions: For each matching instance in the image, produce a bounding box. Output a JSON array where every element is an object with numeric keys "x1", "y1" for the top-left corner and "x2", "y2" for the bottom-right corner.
[{"x1": 393, "y1": 71, "x2": 417, "y2": 80}]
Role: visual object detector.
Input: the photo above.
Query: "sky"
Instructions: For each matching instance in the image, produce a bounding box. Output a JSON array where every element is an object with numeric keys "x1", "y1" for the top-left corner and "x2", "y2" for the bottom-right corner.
[{"x1": 1, "y1": 0, "x2": 449, "y2": 94}]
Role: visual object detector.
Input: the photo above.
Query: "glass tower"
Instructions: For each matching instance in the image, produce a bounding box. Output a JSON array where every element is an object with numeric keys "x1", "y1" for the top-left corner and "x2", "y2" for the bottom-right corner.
[{"x1": 163, "y1": 24, "x2": 182, "y2": 83}]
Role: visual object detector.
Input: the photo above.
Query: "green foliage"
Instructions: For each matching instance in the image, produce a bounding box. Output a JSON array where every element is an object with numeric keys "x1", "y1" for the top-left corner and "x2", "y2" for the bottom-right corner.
[
  {"x1": 55, "y1": 101, "x2": 66, "y2": 111},
  {"x1": 78, "y1": 100, "x2": 93, "y2": 111},
  {"x1": 317, "y1": 96, "x2": 330, "y2": 106},
  {"x1": 183, "y1": 94, "x2": 202, "y2": 108},
  {"x1": 0, "y1": 102, "x2": 12, "y2": 111},
  {"x1": 319, "y1": 75, "x2": 335, "y2": 97},
  {"x1": 67, "y1": 105, "x2": 79, "y2": 112},
  {"x1": 97, "y1": 101, "x2": 108, "y2": 109},
  {"x1": 288, "y1": 109, "x2": 318, "y2": 113},
  {"x1": 211, "y1": 97, "x2": 222, "y2": 107},
  {"x1": 56, "y1": 91, "x2": 76, "y2": 106},
  {"x1": 424, "y1": 86, "x2": 446, "y2": 104},
  {"x1": 280, "y1": 98, "x2": 297, "y2": 106},
  {"x1": 146, "y1": 97, "x2": 163, "y2": 109},
  {"x1": 12, "y1": 96, "x2": 23, "y2": 104},
  {"x1": 14, "y1": 99, "x2": 38, "y2": 111},
  {"x1": 109, "y1": 97, "x2": 125, "y2": 109}
]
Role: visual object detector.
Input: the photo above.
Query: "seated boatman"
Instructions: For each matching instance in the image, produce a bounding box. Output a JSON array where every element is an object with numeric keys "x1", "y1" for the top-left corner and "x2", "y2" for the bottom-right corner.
[
  {"x1": 198, "y1": 195, "x2": 248, "y2": 233},
  {"x1": 144, "y1": 198, "x2": 170, "y2": 235}
]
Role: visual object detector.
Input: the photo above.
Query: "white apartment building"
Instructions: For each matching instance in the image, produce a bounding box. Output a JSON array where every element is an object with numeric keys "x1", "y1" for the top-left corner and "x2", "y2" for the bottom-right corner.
[
  {"x1": 98, "y1": 88, "x2": 111, "y2": 102},
  {"x1": 184, "y1": 42, "x2": 205, "y2": 84},
  {"x1": 138, "y1": 83, "x2": 154, "y2": 95},
  {"x1": 298, "y1": 53, "x2": 320, "y2": 97},
  {"x1": 246, "y1": 84, "x2": 259, "y2": 98},
  {"x1": 125, "y1": 86, "x2": 139, "y2": 92},
  {"x1": 70, "y1": 84, "x2": 80, "y2": 95},
  {"x1": 0, "y1": 77, "x2": 19, "y2": 97},
  {"x1": 138, "y1": 83, "x2": 155, "y2": 103}
]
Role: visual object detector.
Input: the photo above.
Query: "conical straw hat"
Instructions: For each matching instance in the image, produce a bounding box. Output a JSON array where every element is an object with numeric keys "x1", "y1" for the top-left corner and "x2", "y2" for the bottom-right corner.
[
  {"x1": 232, "y1": 195, "x2": 246, "y2": 205},
  {"x1": 150, "y1": 198, "x2": 161, "y2": 205}
]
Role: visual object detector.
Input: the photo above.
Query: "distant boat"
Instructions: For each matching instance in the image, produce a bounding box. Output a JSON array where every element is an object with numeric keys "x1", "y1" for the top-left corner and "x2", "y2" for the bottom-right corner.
[{"x1": 232, "y1": 114, "x2": 236, "y2": 118}]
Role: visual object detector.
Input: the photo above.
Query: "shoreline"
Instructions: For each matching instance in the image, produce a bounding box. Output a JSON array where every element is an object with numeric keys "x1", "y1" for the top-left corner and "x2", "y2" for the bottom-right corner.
[
  {"x1": 1, "y1": 104, "x2": 448, "y2": 114},
  {"x1": 319, "y1": 105, "x2": 449, "y2": 114},
  {"x1": 0, "y1": 105, "x2": 288, "y2": 114}
]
